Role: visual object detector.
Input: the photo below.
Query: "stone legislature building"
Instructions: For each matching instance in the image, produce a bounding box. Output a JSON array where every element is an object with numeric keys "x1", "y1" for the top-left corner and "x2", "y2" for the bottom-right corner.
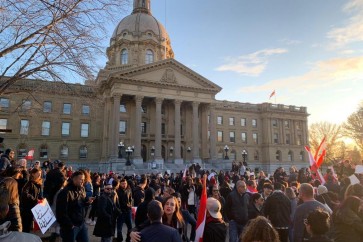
[{"x1": 0, "y1": 0, "x2": 309, "y2": 172}]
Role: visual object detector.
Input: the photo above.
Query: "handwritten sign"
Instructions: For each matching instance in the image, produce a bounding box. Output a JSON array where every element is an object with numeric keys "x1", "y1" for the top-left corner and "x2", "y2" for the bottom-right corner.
[{"x1": 31, "y1": 198, "x2": 56, "y2": 234}]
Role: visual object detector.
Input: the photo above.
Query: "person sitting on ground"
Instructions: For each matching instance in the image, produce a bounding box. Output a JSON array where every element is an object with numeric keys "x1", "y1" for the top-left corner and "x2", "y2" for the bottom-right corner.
[
  {"x1": 304, "y1": 209, "x2": 332, "y2": 242},
  {"x1": 240, "y1": 216, "x2": 280, "y2": 242}
]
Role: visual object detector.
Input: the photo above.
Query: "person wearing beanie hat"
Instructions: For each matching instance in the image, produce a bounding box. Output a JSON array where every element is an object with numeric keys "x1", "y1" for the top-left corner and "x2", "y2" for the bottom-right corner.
[
  {"x1": 203, "y1": 197, "x2": 227, "y2": 242},
  {"x1": 317, "y1": 185, "x2": 328, "y2": 196}
]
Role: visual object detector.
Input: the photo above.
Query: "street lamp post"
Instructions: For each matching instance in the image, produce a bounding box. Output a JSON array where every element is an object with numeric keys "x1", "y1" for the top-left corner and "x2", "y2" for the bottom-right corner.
[
  {"x1": 125, "y1": 146, "x2": 133, "y2": 166},
  {"x1": 118, "y1": 142, "x2": 124, "y2": 158},
  {"x1": 151, "y1": 146, "x2": 155, "y2": 169},
  {"x1": 169, "y1": 146, "x2": 174, "y2": 162},
  {"x1": 187, "y1": 146, "x2": 191, "y2": 162},
  {"x1": 224, "y1": 145, "x2": 229, "y2": 160},
  {"x1": 242, "y1": 149, "x2": 248, "y2": 165}
]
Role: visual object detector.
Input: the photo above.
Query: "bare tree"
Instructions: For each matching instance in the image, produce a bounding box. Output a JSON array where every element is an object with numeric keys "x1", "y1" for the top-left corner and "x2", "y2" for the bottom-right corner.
[
  {"x1": 343, "y1": 102, "x2": 363, "y2": 152},
  {"x1": 309, "y1": 121, "x2": 343, "y2": 161},
  {"x1": 0, "y1": 0, "x2": 130, "y2": 94}
]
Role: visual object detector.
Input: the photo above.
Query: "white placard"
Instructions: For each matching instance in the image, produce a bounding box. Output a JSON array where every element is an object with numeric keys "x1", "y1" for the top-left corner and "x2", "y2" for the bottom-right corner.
[
  {"x1": 31, "y1": 198, "x2": 56, "y2": 234},
  {"x1": 349, "y1": 174, "x2": 360, "y2": 185},
  {"x1": 208, "y1": 172, "x2": 216, "y2": 181}
]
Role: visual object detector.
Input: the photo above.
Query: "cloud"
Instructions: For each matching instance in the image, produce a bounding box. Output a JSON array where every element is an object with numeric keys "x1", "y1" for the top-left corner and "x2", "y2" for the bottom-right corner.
[
  {"x1": 238, "y1": 56, "x2": 363, "y2": 93},
  {"x1": 279, "y1": 38, "x2": 302, "y2": 46},
  {"x1": 327, "y1": 0, "x2": 363, "y2": 48},
  {"x1": 215, "y1": 48, "x2": 288, "y2": 76}
]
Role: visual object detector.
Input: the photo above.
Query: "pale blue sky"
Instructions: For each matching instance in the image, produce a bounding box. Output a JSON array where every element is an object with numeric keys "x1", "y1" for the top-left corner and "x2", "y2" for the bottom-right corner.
[{"x1": 105, "y1": 0, "x2": 363, "y2": 124}]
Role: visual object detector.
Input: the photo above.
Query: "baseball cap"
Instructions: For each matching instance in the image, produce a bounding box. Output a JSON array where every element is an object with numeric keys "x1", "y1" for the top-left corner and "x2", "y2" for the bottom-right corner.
[{"x1": 206, "y1": 197, "x2": 222, "y2": 219}]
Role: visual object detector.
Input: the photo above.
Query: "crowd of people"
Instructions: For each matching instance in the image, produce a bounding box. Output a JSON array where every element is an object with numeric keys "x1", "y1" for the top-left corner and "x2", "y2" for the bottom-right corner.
[{"x1": 1, "y1": 147, "x2": 363, "y2": 242}]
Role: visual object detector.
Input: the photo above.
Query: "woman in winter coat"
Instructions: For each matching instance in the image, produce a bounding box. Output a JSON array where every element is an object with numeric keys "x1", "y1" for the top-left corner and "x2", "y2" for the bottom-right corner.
[
  {"x1": 333, "y1": 196, "x2": 363, "y2": 242},
  {"x1": 20, "y1": 167, "x2": 42, "y2": 232}
]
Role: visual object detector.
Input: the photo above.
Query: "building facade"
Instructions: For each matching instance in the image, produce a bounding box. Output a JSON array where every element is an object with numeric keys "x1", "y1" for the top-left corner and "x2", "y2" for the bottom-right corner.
[{"x1": 0, "y1": 0, "x2": 309, "y2": 171}]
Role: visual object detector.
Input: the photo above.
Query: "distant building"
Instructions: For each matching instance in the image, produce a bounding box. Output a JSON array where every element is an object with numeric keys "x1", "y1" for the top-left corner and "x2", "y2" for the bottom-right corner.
[{"x1": 0, "y1": 0, "x2": 309, "y2": 172}]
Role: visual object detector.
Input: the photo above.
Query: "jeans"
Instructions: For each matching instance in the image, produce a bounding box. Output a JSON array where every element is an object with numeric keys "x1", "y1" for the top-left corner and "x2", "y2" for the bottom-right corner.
[
  {"x1": 60, "y1": 223, "x2": 89, "y2": 242},
  {"x1": 101, "y1": 237, "x2": 112, "y2": 242},
  {"x1": 229, "y1": 220, "x2": 244, "y2": 242},
  {"x1": 117, "y1": 210, "x2": 132, "y2": 242}
]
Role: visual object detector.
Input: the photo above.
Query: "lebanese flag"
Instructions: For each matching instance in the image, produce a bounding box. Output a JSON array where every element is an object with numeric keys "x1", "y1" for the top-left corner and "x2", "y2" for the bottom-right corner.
[
  {"x1": 269, "y1": 90, "x2": 276, "y2": 99},
  {"x1": 25, "y1": 149, "x2": 35, "y2": 160},
  {"x1": 305, "y1": 146, "x2": 325, "y2": 184},
  {"x1": 195, "y1": 175, "x2": 207, "y2": 242},
  {"x1": 314, "y1": 137, "x2": 327, "y2": 168},
  {"x1": 182, "y1": 166, "x2": 187, "y2": 181}
]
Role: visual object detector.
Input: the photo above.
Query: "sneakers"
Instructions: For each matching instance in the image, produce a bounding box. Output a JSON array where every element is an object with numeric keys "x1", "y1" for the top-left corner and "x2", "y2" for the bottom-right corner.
[{"x1": 90, "y1": 220, "x2": 96, "y2": 226}]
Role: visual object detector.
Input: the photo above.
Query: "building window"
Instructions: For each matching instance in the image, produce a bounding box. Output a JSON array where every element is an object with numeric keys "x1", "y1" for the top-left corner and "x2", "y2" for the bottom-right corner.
[
  {"x1": 229, "y1": 117, "x2": 235, "y2": 126},
  {"x1": 273, "y1": 133, "x2": 279, "y2": 144},
  {"x1": 284, "y1": 120, "x2": 290, "y2": 128},
  {"x1": 208, "y1": 130, "x2": 210, "y2": 140},
  {"x1": 297, "y1": 134, "x2": 302, "y2": 145},
  {"x1": 253, "y1": 133, "x2": 258, "y2": 144},
  {"x1": 80, "y1": 146, "x2": 87, "y2": 159},
  {"x1": 272, "y1": 119, "x2": 278, "y2": 127},
  {"x1": 63, "y1": 103, "x2": 72, "y2": 114},
  {"x1": 145, "y1": 49, "x2": 154, "y2": 64},
  {"x1": 241, "y1": 132, "x2": 247, "y2": 143},
  {"x1": 120, "y1": 104, "x2": 127, "y2": 113},
  {"x1": 119, "y1": 121, "x2": 126, "y2": 134},
  {"x1": 141, "y1": 105, "x2": 147, "y2": 113},
  {"x1": 22, "y1": 100, "x2": 31, "y2": 111},
  {"x1": 299, "y1": 151, "x2": 304, "y2": 161},
  {"x1": 0, "y1": 119, "x2": 7, "y2": 130},
  {"x1": 81, "y1": 123, "x2": 89, "y2": 138},
  {"x1": 288, "y1": 151, "x2": 293, "y2": 162},
  {"x1": 252, "y1": 119, "x2": 257, "y2": 128},
  {"x1": 241, "y1": 118, "x2": 246, "y2": 127},
  {"x1": 296, "y1": 121, "x2": 301, "y2": 129},
  {"x1": 20, "y1": 119, "x2": 29, "y2": 135},
  {"x1": 40, "y1": 144, "x2": 48, "y2": 159},
  {"x1": 276, "y1": 150, "x2": 281, "y2": 161},
  {"x1": 121, "y1": 49, "x2": 128, "y2": 64},
  {"x1": 254, "y1": 150, "x2": 259, "y2": 160},
  {"x1": 43, "y1": 101, "x2": 52, "y2": 113},
  {"x1": 286, "y1": 134, "x2": 290, "y2": 144},
  {"x1": 0, "y1": 98, "x2": 9, "y2": 108},
  {"x1": 17, "y1": 144, "x2": 27, "y2": 159},
  {"x1": 161, "y1": 123, "x2": 166, "y2": 135},
  {"x1": 61, "y1": 122, "x2": 70, "y2": 136},
  {"x1": 229, "y1": 131, "x2": 235, "y2": 143},
  {"x1": 217, "y1": 116, "x2": 223, "y2": 125},
  {"x1": 60, "y1": 145, "x2": 69, "y2": 159},
  {"x1": 207, "y1": 115, "x2": 210, "y2": 124},
  {"x1": 217, "y1": 131, "x2": 223, "y2": 142},
  {"x1": 82, "y1": 105, "x2": 90, "y2": 115},
  {"x1": 42, "y1": 121, "x2": 50, "y2": 136},
  {"x1": 141, "y1": 122, "x2": 147, "y2": 134}
]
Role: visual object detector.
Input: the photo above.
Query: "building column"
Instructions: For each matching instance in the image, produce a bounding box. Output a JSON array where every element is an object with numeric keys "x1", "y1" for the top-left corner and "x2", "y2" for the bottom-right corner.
[
  {"x1": 209, "y1": 103, "x2": 217, "y2": 161},
  {"x1": 192, "y1": 102, "x2": 201, "y2": 162},
  {"x1": 111, "y1": 95, "x2": 121, "y2": 158},
  {"x1": 133, "y1": 95, "x2": 143, "y2": 164},
  {"x1": 174, "y1": 99, "x2": 183, "y2": 164},
  {"x1": 154, "y1": 97, "x2": 163, "y2": 161}
]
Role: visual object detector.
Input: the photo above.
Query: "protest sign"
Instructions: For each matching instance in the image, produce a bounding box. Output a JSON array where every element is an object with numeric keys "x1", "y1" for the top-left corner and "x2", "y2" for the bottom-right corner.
[{"x1": 31, "y1": 198, "x2": 56, "y2": 234}]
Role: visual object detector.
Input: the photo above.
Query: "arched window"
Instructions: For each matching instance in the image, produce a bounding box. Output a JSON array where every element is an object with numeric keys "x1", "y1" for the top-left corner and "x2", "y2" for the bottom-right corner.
[
  {"x1": 17, "y1": 143, "x2": 27, "y2": 159},
  {"x1": 299, "y1": 151, "x2": 304, "y2": 161},
  {"x1": 254, "y1": 150, "x2": 259, "y2": 160},
  {"x1": 288, "y1": 150, "x2": 294, "y2": 162},
  {"x1": 145, "y1": 49, "x2": 154, "y2": 64},
  {"x1": 80, "y1": 146, "x2": 87, "y2": 159},
  {"x1": 276, "y1": 150, "x2": 281, "y2": 162},
  {"x1": 60, "y1": 145, "x2": 69, "y2": 159},
  {"x1": 121, "y1": 49, "x2": 128, "y2": 64},
  {"x1": 40, "y1": 144, "x2": 48, "y2": 159}
]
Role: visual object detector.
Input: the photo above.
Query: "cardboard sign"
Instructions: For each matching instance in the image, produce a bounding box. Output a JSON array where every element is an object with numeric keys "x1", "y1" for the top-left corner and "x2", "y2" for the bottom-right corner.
[{"x1": 31, "y1": 198, "x2": 56, "y2": 234}]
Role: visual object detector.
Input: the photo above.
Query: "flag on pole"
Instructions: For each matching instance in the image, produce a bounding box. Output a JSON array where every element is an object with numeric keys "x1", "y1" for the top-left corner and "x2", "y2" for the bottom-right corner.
[
  {"x1": 305, "y1": 146, "x2": 325, "y2": 184},
  {"x1": 195, "y1": 175, "x2": 207, "y2": 242},
  {"x1": 269, "y1": 90, "x2": 276, "y2": 99},
  {"x1": 182, "y1": 165, "x2": 187, "y2": 181},
  {"x1": 314, "y1": 137, "x2": 327, "y2": 168},
  {"x1": 25, "y1": 149, "x2": 35, "y2": 160}
]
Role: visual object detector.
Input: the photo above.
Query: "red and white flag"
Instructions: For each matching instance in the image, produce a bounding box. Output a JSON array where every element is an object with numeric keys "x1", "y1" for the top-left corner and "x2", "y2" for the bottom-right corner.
[
  {"x1": 182, "y1": 166, "x2": 187, "y2": 181},
  {"x1": 25, "y1": 149, "x2": 35, "y2": 160},
  {"x1": 269, "y1": 90, "x2": 276, "y2": 99},
  {"x1": 314, "y1": 137, "x2": 327, "y2": 168},
  {"x1": 305, "y1": 146, "x2": 325, "y2": 184},
  {"x1": 195, "y1": 175, "x2": 207, "y2": 242}
]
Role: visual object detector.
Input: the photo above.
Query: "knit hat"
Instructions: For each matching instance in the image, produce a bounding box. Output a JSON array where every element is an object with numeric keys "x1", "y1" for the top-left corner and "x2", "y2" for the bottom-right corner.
[{"x1": 317, "y1": 185, "x2": 328, "y2": 195}]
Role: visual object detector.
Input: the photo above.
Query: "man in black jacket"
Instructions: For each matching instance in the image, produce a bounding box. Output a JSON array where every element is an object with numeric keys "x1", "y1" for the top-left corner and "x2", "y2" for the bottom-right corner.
[
  {"x1": 263, "y1": 182, "x2": 291, "y2": 242},
  {"x1": 56, "y1": 171, "x2": 94, "y2": 242},
  {"x1": 116, "y1": 178, "x2": 133, "y2": 242},
  {"x1": 133, "y1": 177, "x2": 147, "y2": 207},
  {"x1": 43, "y1": 160, "x2": 66, "y2": 206}
]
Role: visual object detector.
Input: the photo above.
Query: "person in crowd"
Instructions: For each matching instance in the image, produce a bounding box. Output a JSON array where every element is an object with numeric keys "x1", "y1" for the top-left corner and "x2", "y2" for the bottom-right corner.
[
  {"x1": 56, "y1": 171, "x2": 95, "y2": 242},
  {"x1": 0, "y1": 148, "x2": 15, "y2": 172},
  {"x1": 20, "y1": 167, "x2": 42, "y2": 232},
  {"x1": 261, "y1": 182, "x2": 273, "y2": 200},
  {"x1": 133, "y1": 177, "x2": 147, "y2": 207},
  {"x1": 172, "y1": 192, "x2": 196, "y2": 242},
  {"x1": 225, "y1": 180, "x2": 250, "y2": 242},
  {"x1": 293, "y1": 183, "x2": 332, "y2": 242},
  {"x1": 219, "y1": 179, "x2": 232, "y2": 201},
  {"x1": 333, "y1": 196, "x2": 363, "y2": 242},
  {"x1": 263, "y1": 182, "x2": 291, "y2": 242},
  {"x1": 93, "y1": 184, "x2": 121, "y2": 242},
  {"x1": 288, "y1": 166, "x2": 298, "y2": 184},
  {"x1": 203, "y1": 197, "x2": 227, "y2": 242},
  {"x1": 210, "y1": 185, "x2": 226, "y2": 219},
  {"x1": 344, "y1": 183, "x2": 363, "y2": 199},
  {"x1": 116, "y1": 178, "x2": 133, "y2": 242},
  {"x1": 182, "y1": 177, "x2": 197, "y2": 219},
  {"x1": 43, "y1": 160, "x2": 66, "y2": 207},
  {"x1": 88, "y1": 174, "x2": 101, "y2": 226},
  {"x1": 316, "y1": 185, "x2": 335, "y2": 211},
  {"x1": 285, "y1": 187, "x2": 298, "y2": 242},
  {"x1": 304, "y1": 209, "x2": 332, "y2": 242},
  {"x1": 139, "y1": 200, "x2": 181, "y2": 242},
  {"x1": 82, "y1": 169, "x2": 93, "y2": 224},
  {"x1": 135, "y1": 187, "x2": 155, "y2": 227},
  {"x1": 247, "y1": 192, "x2": 264, "y2": 220},
  {"x1": 240, "y1": 216, "x2": 280, "y2": 242}
]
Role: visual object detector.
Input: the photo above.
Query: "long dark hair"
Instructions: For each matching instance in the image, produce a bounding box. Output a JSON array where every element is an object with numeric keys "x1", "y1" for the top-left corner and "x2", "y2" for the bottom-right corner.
[{"x1": 337, "y1": 196, "x2": 362, "y2": 214}]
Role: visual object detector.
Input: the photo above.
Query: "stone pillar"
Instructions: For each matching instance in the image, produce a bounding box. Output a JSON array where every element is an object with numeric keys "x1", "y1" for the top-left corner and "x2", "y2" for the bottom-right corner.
[
  {"x1": 103, "y1": 97, "x2": 112, "y2": 158},
  {"x1": 154, "y1": 98, "x2": 163, "y2": 162},
  {"x1": 174, "y1": 100, "x2": 183, "y2": 164},
  {"x1": 133, "y1": 95, "x2": 143, "y2": 164},
  {"x1": 192, "y1": 102, "x2": 201, "y2": 162},
  {"x1": 209, "y1": 103, "x2": 217, "y2": 161},
  {"x1": 111, "y1": 95, "x2": 121, "y2": 158}
]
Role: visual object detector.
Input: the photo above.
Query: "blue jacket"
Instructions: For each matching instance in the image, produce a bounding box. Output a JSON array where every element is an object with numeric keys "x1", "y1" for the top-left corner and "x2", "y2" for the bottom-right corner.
[{"x1": 140, "y1": 221, "x2": 181, "y2": 242}]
